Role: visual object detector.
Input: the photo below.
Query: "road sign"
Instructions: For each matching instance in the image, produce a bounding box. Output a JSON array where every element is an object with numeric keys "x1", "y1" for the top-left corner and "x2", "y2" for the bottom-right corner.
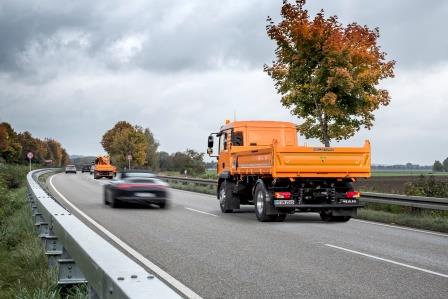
[
  {"x1": 27, "y1": 152, "x2": 34, "y2": 159},
  {"x1": 127, "y1": 154, "x2": 132, "y2": 161}
]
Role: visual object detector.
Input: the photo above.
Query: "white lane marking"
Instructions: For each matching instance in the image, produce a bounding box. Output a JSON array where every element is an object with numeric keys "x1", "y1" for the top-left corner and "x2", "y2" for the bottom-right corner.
[
  {"x1": 185, "y1": 207, "x2": 218, "y2": 217},
  {"x1": 325, "y1": 243, "x2": 448, "y2": 279},
  {"x1": 49, "y1": 175, "x2": 202, "y2": 299},
  {"x1": 352, "y1": 219, "x2": 448, "y2": 238}
]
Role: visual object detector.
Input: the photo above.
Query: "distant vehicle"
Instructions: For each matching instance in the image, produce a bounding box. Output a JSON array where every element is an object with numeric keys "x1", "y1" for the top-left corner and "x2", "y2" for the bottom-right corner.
[
  {"x1": 94, "y1": 156, "x2": 116, "y2": 179},
  {"x1": 103, "y1": 170, "x2": 169, "y2": 208},
  {"x1": 207, "y1": 120, "x2": 370, "y2": 222},
  {"x1": 65, "y1": 165, "x2": 77, "y2": 174},
  {"x1": 81, "y1": 165, "x2": 90, "y2": 173}
]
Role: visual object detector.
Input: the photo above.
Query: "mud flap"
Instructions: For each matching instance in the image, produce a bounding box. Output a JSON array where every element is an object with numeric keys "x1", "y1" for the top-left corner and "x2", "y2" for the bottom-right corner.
[{"x1": 265, "y1": 191, "x2": 278, "y2": 216}]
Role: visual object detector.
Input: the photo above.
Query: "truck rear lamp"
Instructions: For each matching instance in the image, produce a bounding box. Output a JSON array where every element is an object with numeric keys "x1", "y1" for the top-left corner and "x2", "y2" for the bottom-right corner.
[
  {"x1": 274, "y1": 192, "x2": 291, "y2": 199},
  {"x1": 345, "y1": 191, "x2": 360, "y2": 199}
]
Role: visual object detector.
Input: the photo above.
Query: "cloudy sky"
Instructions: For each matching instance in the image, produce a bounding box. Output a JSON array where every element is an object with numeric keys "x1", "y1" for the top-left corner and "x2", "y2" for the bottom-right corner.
[{"x1": 1, "y1": 0, "x2": 447, "y2": 165}]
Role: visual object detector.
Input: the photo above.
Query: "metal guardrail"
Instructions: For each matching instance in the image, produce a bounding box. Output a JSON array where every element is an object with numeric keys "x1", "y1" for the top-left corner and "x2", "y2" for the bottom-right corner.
[
  {"x1": 28, "y1": 169, "x2": 180, "y2": 298},
  {"x1": 158, "y1": 175, "x2": 448, "y2": 211}
]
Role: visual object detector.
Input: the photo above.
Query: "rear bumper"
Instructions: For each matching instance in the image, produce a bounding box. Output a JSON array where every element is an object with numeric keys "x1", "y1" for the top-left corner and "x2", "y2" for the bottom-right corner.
[
  {"x1": 115, "y1": 196, "x2": 167, "y2": 205},
  {"x1": 274, "y1": 203, "x2": 364, "y2": 209}
]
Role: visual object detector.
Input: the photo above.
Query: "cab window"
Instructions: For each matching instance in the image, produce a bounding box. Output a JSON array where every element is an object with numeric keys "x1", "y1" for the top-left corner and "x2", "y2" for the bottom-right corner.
[
  {"x1": 219, "y1": 132, "x2": 228, "y2": 152},
  {"x1": 232, "y1": 131, "x2": 243, "y2": 146}
]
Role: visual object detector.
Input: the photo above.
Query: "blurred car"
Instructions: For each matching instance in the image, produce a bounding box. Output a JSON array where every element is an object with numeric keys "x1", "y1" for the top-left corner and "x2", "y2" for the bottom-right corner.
[
  {"x1": 103, "y1": 170, "x2": 169, "y2": 208},
  {"x1": 65, "y1": 165, "x2": 77, "y2": 174},
  {"x1": 81, "y1": 165, "x2": 90, "y2": 173}
]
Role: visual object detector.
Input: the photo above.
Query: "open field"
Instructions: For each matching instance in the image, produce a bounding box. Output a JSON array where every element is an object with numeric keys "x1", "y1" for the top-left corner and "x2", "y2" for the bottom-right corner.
[
  {"x1": 372, "y1": 170, "x2": 448, "y2": 177},
  {"x1": 355, "y1": 175, "x2": 448, "y2": 194}
]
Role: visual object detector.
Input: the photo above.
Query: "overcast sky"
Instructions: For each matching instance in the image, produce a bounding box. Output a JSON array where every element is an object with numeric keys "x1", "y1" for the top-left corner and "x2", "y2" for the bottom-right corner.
[{"x1": 1, "y1": 0, "x2": 447, "y2": 165}]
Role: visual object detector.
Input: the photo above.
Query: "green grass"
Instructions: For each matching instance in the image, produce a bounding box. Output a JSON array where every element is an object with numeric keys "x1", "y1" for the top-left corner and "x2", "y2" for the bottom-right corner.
[
  {"x1": 169, "y1": 181, "x2": 216, "y2": 195},
  {"x1": 357, "y1": 203, "x2": 448, "y2": 233},
  {"x1": 0, "y1": 164, "x2": 87, "y2": 298}
]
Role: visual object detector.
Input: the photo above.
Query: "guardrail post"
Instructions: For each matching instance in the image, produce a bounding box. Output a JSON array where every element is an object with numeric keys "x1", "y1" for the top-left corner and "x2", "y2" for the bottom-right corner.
[
  {"x1": 43, "y1": 233, "x2": 67, "y2": 267},
  {"x1": 58, "y1": 259, "x2": 88, "y2": 285}
]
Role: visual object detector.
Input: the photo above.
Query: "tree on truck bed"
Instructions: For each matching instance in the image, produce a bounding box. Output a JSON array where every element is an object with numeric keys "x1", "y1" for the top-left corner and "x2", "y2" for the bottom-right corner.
[{"x1": 207, "y1": 120, "x2": 370, "y2": 222}]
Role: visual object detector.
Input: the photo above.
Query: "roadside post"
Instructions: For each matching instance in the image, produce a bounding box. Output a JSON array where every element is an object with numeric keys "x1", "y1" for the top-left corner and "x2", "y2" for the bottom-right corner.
[
  {"x1": 27, "y1": 152, "x2": 33, "y2": 172},
  {"x1": 127, "y1": 154, "x2": 132, "y2": 169}
]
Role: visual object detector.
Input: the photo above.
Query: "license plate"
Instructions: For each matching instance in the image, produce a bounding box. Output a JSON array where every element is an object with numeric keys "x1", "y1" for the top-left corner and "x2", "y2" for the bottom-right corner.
[
  {"x1": 135, "y1": 192, "x2": 155, "y2": 198},
  {"x1": 341, "y1": 199, "x2": 357, "y2": 204},
  {"x1": 274, "y1": 200, "x2": 295, "y2": 205}
]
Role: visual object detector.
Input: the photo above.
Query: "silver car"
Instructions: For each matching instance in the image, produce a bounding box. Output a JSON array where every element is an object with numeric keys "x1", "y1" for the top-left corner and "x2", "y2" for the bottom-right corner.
[{"x1": 65, "y1": 165, "x2": 77, "y2": 174}]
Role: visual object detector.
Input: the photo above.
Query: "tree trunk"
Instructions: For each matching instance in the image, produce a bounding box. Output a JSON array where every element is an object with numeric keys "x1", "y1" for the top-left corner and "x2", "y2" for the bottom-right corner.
[
  {"x1": 314, "y1": 100, "x2": 331, "y2": 147},
  {"x1": 322, "y1": 114, "x2": 330, "y2": 147}
]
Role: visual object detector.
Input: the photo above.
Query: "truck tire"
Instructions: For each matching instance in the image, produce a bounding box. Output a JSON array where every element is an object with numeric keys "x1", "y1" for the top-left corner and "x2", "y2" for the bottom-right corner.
[
  {"x1": 254, "y1": 183, "x2": 276, "y2": 222},
  {"x1": 218, "y1": 181, "x2": 233, "y2": 213}
]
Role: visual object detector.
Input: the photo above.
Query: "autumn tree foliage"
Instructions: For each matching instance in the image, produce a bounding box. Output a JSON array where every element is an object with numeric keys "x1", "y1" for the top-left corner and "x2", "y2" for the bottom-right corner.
[
  {"x1": 0, "y1": 122, "x2": 69, "y2": 166},
  {"x1": 0, "y1": 123, "x2": 22, "y2": 163},
  {"x1": 101, "y1": 121, "x2": 155, "y2": 168},
  {"x1": 265, "y1": 0, "x2": 395, "y2": 146}
]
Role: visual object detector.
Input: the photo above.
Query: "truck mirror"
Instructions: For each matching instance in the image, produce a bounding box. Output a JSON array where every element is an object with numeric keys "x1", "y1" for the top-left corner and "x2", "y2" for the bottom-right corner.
[
  {"x1": 208, "y1": 135, "x2": 214, "y2": 148},
  {"x1": 207, "y1": 148, "x2": 213, "y2": 155}
]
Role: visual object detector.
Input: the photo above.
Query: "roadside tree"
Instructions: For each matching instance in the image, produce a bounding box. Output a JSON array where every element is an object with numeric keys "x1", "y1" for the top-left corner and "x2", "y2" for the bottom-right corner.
[
  {"x1": 0, "y1": 122, "x2": 22, "y2": 163},
  {"x1": 264, "y1": 0, "x2": 395, "y2": 146},
  {"x1": 144, "y1": 128, "x2": 159, "y2": 171},
  {"x1": 443, "y1": 157, "x2": 448, "y2": 172},
  {"x1": 433, "y1": 160, "x2": 444, "y2": 172},
  {"x1": 101, "y1": 121, "x2": 148, "y2": 168}
]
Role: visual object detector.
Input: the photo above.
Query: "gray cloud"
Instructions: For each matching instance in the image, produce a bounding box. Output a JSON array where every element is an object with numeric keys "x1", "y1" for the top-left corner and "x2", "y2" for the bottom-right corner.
[
  {"x1": 1, "y1": 0, "x2": 448, "y2": 78},
  {"x1": 1, "y1": 1, "x2": 448, "y2": 165}
]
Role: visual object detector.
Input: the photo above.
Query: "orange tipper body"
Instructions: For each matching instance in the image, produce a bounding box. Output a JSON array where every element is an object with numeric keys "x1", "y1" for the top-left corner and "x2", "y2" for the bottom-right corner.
[
  {"x1": 218, "y1": 121, "x2": 371, "y2": 179},
  {"x1": 94, "y1": 155, "x2": 116, "y2": 179},
  {"x1": 208, "y1": 120, "x2": 370, "y2": 222}
]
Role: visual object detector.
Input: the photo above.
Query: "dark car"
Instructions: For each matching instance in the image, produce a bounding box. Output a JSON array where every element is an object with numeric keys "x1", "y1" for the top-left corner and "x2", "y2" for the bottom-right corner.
[
  {"x1": 103, "y1": 170, "x2": 169, "y2": 208},
  {"x1": 81, "y1": 165, "x2": 90, "y2": 173}
]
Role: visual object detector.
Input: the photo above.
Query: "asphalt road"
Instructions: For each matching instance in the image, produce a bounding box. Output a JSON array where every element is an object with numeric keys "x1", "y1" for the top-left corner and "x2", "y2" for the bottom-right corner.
[{"x1": 48, "y1": 172, "x2": 448, "y2": 298}]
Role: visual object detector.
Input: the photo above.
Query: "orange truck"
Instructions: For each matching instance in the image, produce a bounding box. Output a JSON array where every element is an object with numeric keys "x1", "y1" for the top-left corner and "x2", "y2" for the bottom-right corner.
[
  {"x1": 207, "y1": 120, "x2": 370, "y2": 222},
  {"x1": 93, "y1": 156, "x2": 116, "y2": 179}
]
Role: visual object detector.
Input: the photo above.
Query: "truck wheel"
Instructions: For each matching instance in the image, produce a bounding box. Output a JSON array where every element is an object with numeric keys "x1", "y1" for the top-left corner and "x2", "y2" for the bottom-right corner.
[
  {"x1": 254, "y1": 183, "x2": 275, "y2": 222},
  {"x1": 218, "y1": 181, "x2": 233, "y2": 213}
]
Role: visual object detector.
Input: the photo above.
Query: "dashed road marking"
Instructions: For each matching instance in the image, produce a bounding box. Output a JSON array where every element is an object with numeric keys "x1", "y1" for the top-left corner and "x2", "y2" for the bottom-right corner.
[
  {"x1": 185, "y1": 207, "x2": 218, "y2": 217},
  {"x1": 325, "y1": 243, "x2": 448, "y2": 279}
]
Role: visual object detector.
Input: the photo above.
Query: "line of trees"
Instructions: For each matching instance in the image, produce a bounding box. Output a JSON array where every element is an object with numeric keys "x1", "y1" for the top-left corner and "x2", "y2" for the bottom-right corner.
[
  {"x1": 0, "y1": 122, "x2": 69, "y2": 166},
  {"x1": 101, "y1": 121, "x2": 206, "y2": 176},
  {"x1": 433, "y1": 158, "x2": 448, "y2": 172}
]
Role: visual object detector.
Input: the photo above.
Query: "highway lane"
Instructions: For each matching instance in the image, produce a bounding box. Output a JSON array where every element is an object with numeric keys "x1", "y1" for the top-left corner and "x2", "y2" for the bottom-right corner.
[{"x1": 48, "y1": 172, "x2": 448, "y2": 298}]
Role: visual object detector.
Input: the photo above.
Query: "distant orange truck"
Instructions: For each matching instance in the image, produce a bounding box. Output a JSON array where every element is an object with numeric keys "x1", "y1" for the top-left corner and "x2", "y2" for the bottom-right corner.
[
  {"x1": 207, "y1": 120, "x2": 370, "y2": 222},
  {"x1": 93, "y1": 156, "x2": 116, "y2": 179}
]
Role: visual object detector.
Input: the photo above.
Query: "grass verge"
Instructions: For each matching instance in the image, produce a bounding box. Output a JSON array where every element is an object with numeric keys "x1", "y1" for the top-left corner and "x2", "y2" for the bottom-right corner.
[
  {"x1": 166, "y1": 180, "x2": 448, "y2": 233},
  {"x1": 0, "y1": 164, "x2": 87, "y2": 298},
  {"x1": 356, "y1": 203, "x2": 448, "y2": 233}
]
